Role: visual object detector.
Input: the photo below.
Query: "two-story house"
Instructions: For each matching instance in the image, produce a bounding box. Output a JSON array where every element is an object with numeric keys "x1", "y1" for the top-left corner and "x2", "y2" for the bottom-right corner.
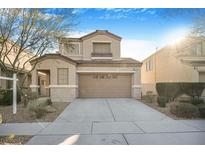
[
  {"x1": 141, "y1": 36, "x2": 205, "y2": 97},
  {"x1": 30, "y1": 30, "x2": 142, "y2": 102}
]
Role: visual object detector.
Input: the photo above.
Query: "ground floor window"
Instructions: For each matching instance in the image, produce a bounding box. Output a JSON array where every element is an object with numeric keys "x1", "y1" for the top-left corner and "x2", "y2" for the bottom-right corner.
[{"x1": 57, "y1": 68, "x2": 68, "y2": 85}]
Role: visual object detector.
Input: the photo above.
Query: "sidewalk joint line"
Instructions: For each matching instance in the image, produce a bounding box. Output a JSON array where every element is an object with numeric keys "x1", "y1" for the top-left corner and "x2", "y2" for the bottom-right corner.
[{"x1": 122, "y1": 134, "x2": 129, "y2": 145}]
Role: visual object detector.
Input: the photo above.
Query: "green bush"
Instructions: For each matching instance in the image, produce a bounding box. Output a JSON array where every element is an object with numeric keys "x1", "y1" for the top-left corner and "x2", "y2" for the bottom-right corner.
[
  {"x1": 156, "y1": 82, "x2": 205, "y2": 101},
  {"x1": 157, "y1": 96, "x2": 168, "y2": 107},
  {"x1": 191, "y1": 98, "x2": 204, "y2": 105},
  {"x1": 156, "y1": 83, "x2": 180, "y2": 101},
  {"x1": 181, "y1": 83, "x2": 205, "y2": 98},
  {"x1": 177, "y1": 94, "x2": 192, "y2": 103},
  {"x1": 170, "y1": 103, "x2": 200, "y2": 118},
  {"x1": 197, "y1": 104, "x2": 205, "y2": 118},
  {"x1": 0, "y1": 90, "x2": 21, "y2": 106}
]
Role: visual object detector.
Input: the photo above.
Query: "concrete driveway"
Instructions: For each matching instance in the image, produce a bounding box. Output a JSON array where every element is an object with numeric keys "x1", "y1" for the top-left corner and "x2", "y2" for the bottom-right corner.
[{"x1": 27, "y1": 98, "x2": 205, "y2": 145}]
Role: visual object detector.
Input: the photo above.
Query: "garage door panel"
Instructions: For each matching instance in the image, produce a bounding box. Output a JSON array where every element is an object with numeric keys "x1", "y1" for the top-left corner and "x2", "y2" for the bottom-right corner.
[{"x1": 79, "y1": 73, "x2": 131, "y2": 98}]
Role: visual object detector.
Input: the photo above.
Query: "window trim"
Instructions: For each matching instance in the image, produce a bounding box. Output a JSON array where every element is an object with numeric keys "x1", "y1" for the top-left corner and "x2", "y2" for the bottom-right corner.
[
  {"x1": 57, "y1": 68, "x2": 69, "y2": 85},
  {"x1": 146, "y1": 59, "x2": 153, "y2": 72}
]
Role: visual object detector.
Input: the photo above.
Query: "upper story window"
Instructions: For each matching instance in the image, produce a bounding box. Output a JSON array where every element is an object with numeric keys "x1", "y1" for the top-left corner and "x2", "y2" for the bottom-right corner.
[
  {"x1": 63, "y1": 43, "x2": 80, "y2": 55},
  {"x1": 146, "y1": 59, "x2": 153, "y2": 72},
  {"x1": 93, "y1": 42, "x2": 111, "y2": 53}
]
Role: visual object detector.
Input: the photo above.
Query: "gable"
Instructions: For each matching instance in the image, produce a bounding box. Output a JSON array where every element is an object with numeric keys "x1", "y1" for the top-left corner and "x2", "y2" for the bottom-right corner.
[
  {"x1": 30, "y1": 54, "x2": 77, "y2": 66},
  {"x1": 81, "y1": 30, "x2": 121, "y2": 41}
]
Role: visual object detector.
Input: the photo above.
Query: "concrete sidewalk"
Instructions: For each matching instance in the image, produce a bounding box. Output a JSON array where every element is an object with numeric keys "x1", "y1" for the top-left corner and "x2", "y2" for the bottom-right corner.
[{"x1": 26, "y1": 120, "x2": 205, "y2": 145}]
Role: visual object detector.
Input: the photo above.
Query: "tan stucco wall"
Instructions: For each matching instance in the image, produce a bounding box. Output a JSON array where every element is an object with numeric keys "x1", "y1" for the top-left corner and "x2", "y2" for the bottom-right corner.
[
  {"x1": 31, "y1": 59, "x2": 76, "y2": 85},
  {"x1": 132, "y1": 69, "x2": 141, "y2": 99},
  {"x1": 59, "y1": 34, "x2": 121, "y2": 61},
  {"x1": 82, "y1": 34, "x2": 121, "y2": 60},
  {"x1": 31, "y1": 57, "x2": 142, "y2": 101},
  {"x1": 31, "y1": 58, "x2": 77, "y2": 102},
  {"x1": 155, "y1": 46, "x2": 198, "y2": 82},
  {"x1": 1, "y1": 42, "x2": 33, "y2": 71},
  {"x1": 50, "y1": 87, "x2": 77, "y2": 102},
  {"x1": 141, "y1": 45, "x2": 200, "y2": 96},
  {"x1": 59, "y1": 41, "x2": 83, "y2": 60}
]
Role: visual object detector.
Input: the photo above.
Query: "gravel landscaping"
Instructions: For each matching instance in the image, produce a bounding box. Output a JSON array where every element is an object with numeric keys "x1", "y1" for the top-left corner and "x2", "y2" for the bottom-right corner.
[
  {"x1": 0, "y1": 101, "x2": 70, "y2": 123},
  {"x1": 0, "y1": 136, "x2": 32, "y2": 145}
]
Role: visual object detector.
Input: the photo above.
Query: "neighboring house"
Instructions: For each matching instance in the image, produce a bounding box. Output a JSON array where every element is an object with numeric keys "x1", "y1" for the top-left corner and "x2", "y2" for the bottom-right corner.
[
  {"x1": 30, "y1": 30, "x2": 142, "y2": 102},
  {"x1": 141, "y1": 37, "x2": 205, "y2": 96},
  {"x1": 0, "y1": 41, "x2": 33, "y2": 90}
]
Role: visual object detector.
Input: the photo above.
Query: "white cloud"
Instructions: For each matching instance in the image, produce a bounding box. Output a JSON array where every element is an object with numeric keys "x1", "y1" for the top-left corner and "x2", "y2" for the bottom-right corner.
[
  {"x1": 66, "y1": 30, "x2": 94, "y2": 37},
  {"x1": 121, "y1": 39, "x2": 158, "y2": 62},
  {"x1": 98, "y1": 8, "x2": 156, "y2": 20}
]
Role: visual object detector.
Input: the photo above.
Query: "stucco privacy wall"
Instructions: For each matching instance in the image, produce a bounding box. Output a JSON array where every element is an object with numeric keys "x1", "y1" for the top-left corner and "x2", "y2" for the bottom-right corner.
[
  {"x1": 31, "y1": 58, "x2": 77, "y2": 102},
  {"x1": 82, "y1": 34, "x2": 121, "y2": 60}
]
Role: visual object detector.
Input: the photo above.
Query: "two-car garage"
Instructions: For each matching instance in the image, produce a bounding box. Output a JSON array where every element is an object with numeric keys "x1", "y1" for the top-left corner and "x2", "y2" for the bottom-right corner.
[{"x1": 79, "y1": 73, "x2": 132, "y2": 98}]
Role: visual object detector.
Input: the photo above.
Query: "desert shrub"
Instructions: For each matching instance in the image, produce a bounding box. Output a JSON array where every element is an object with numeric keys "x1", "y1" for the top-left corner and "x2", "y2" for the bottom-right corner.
[
  {"x1": 27, "y1": 98, "x2": 48, "y2": 118},
  {"x1": 34, "y1": 107, "x2": 46, "y2": 119},
  {"x1": 28, "y1": 92, "x2": 39, "y2": 100},
  {"x1": 170, "y1": 103, "x2": 200, "y2": 118},
  {"x1": 142, "y1": 91, "x2": 155, "y2": 103},
  {"x1": 191, "y1": 97, "x2": 204, "y2": 105},
  {"x1": 157, "y1": 96, "x2": 168, "y2": 107},
  {"x1": 197, "y1": 104, "x2": 205, "y2": 118},
  {"x1": 0, "y1": 90, "x2": 21, "y2": 106},
  {"x1": 47, "y1": 98, "x2": 52, "y2": 105}
]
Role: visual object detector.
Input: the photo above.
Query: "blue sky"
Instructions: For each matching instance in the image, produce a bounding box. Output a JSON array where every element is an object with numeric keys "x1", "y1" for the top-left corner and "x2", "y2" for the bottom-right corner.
[{"x1": 53, "y1": 8, "x2": 203, "y2": 61}]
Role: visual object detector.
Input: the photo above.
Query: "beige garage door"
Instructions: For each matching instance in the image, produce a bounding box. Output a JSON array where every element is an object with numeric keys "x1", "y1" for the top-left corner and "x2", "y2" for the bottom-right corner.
[{"x1": 79, "y1": 73, "x2": 131, "y2": 98}]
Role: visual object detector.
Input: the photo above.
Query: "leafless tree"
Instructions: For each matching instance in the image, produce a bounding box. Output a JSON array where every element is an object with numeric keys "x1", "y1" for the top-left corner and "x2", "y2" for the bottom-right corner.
[{"x1": 0, "y1": 8, "x2": 76, "y2": 88}]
